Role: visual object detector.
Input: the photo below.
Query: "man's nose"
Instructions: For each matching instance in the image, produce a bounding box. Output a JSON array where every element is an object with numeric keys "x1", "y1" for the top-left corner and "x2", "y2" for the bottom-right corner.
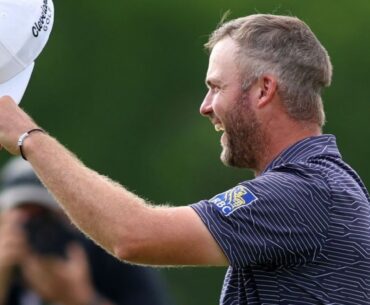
[{"x1": 199, "y1": 91, "x2": 213, "y2": 117}]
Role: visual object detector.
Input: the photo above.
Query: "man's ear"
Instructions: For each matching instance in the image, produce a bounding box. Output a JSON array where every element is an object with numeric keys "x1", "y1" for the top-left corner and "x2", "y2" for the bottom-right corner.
[{"x1": 256, "y1": 75, "x2": 277, "y2": 108}]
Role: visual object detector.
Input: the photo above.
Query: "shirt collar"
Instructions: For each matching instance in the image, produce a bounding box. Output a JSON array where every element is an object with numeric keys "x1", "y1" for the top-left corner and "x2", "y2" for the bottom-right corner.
[{"x1": 262, "y1": 134, "x2": 341, "y2": 174}]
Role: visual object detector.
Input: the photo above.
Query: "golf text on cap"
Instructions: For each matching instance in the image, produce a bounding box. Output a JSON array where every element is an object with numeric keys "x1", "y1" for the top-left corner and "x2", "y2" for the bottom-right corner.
[{"x1": 32, "y1": 0, "x2": 52, "y2": 38}]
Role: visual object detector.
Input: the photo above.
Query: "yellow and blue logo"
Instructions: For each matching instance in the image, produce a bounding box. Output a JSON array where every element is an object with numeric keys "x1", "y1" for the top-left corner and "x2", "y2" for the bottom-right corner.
[{"x1": 209, "y1": 185, "x2": 257, "y2": 216}]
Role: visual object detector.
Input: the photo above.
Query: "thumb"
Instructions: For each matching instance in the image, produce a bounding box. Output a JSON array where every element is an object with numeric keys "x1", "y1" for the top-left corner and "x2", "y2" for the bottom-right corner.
[{"x1": 65, "y1": 242, "x2": 89, "y2": 270}]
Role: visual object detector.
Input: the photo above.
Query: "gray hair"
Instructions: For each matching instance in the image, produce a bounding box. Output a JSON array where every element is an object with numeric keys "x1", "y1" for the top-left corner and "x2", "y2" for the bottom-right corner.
[{"x1": 205, "y1": 14, "x2": 333, "y2": 127}]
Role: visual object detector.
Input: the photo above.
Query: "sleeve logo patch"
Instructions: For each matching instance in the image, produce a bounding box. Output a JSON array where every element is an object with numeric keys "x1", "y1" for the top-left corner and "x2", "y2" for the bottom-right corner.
[{"x1": 209, "y1": 185, "x2": 257, "y2": 216}]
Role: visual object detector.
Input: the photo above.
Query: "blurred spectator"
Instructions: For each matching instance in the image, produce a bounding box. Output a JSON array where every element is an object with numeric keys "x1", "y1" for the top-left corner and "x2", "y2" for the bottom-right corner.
[{"x1": 0, "y1": 157, "x2": 173, "y2": 305}]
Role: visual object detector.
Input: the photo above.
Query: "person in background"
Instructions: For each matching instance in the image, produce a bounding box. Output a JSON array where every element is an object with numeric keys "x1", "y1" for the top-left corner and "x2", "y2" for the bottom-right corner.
[{"x1": 0, "y1": 157, "x2": 174, "y2": 305}]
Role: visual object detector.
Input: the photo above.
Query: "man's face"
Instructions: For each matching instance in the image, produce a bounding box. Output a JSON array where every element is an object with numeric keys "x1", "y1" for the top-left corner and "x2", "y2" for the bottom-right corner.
[{"x1": 200, "y1": 37, "x2": 265, "y2": 170}]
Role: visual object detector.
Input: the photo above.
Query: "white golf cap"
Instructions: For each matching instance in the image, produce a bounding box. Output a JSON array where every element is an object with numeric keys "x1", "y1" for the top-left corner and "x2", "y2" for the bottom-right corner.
[{"x1": 0, "y1": 0, "x2": 54, "y2": 104}]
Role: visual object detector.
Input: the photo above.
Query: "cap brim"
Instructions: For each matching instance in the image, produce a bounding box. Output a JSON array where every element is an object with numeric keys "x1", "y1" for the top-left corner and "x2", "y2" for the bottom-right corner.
[
  {"x1": 0, "y1": 62, "x2": 34, "y2": 105},
  {"x1": 0, "y1": 185, "x2": 58, "y2": 211}
]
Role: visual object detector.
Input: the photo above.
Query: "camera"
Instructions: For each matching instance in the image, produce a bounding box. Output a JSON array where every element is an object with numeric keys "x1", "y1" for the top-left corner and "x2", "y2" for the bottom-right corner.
[{"x1": 23, "y1": 211, "x2": 79, "y2": 258}]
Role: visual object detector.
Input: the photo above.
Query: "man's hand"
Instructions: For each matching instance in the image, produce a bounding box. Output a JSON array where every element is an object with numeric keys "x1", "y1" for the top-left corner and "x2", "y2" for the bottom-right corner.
[
  {"x1": 0, "y1": 210, "x2": 29, "y2": 304},
  {"x1": 21, "y1": 243, "x2": 98, "y2": 305},
  {"x1": 0, "y1": 96, "x2": 39, "y2": 155},
  {"x1": 0, "y1": 210, "x2": 29, "y2": 270}
]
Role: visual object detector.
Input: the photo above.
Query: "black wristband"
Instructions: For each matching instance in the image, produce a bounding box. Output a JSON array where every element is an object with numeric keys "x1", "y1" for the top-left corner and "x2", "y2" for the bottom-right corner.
[{"x1": 17, "y1": 128, "x2": 45, "y2": 160}]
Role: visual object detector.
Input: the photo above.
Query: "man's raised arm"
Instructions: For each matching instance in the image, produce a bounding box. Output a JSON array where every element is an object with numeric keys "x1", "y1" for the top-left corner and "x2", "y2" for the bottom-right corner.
[{"x1": 0, "y1": 96, "x2": 227, "y2": 266}]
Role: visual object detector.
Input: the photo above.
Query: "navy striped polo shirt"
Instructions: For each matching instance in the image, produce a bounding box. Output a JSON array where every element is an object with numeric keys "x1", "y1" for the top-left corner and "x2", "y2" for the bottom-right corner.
[{"x1": 191, "y1": 135, "x2": 370, "y2": 305}]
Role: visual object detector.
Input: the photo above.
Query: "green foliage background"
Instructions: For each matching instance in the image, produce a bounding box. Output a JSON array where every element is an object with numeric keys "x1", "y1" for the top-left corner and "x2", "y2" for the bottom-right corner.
[{"x1": 1, "y1": 1, "x2": 369, "y2": 304}]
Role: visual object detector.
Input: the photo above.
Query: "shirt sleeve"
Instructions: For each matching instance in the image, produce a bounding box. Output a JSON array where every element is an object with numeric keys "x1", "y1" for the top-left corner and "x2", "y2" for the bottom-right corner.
[{"x1": 191, "y1": 166, "x2": 332, "y2": 268}]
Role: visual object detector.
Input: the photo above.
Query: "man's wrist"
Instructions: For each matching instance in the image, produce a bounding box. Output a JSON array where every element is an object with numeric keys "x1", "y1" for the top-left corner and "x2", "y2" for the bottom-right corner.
[
  {"x1": 86, "y1": 292, "x2": 109, "y2": 305},
  {"x1": 19, "y1": 129, "x2": 48, "y2": 161},
  {"x1": 0, "y1": 267, "x2": 14, "y2": 305},
  {"x1": 64, "y1": 291, "x2": 111, "y2": 305}
]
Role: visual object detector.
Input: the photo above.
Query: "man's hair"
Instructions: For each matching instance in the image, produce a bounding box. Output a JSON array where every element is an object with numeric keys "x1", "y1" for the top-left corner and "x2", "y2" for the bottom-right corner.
[{"x1": 205, "y1": 14, "x2": 332, "y2": 127}]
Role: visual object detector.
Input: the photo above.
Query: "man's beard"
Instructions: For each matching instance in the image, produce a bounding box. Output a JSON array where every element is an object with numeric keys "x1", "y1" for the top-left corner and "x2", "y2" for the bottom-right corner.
[{"x1": 220, "y1": 92, "x2": 267, "y2": 171}]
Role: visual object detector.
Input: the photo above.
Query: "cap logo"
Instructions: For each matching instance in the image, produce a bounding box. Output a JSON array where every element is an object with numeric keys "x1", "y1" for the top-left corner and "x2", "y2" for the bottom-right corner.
[{"x1": 32, "y1": 0, "x2": 52, "y2": 38}]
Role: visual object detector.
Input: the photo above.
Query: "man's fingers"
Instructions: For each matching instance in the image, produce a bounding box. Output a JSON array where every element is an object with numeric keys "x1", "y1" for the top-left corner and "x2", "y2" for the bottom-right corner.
[
  {"x1": 0, "y1": 209, "x2": 29, "y2": 228},
  {"x1": 67, "y1": 243, "x2": 87, "y2": 262}
]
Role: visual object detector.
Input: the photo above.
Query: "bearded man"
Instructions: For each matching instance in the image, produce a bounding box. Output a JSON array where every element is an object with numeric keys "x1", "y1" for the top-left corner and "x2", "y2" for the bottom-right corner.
[{"x1": 0, "y1": 13, "x2": 369, "y2": 305}]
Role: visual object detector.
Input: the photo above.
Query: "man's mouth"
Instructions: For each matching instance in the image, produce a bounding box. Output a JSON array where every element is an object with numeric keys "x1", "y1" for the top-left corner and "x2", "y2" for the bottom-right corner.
[{"x1": 214, "y1": 123, "x2": 225, "y2": 132}]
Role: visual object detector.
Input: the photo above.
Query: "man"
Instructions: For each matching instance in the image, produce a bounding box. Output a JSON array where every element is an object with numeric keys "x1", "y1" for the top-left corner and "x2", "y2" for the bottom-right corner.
[
  {"x1": 0, "y1": 157, "x2": 174, "y2": 305},
  {"x1": 0, "y1": 13, "x2": 369, "y2": 305}
]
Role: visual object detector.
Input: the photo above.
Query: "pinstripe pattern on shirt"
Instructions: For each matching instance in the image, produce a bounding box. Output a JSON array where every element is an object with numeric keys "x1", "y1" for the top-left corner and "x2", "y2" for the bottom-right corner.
[{"x1": 192, "y1": 135, "x2": 370, "y2": 305}]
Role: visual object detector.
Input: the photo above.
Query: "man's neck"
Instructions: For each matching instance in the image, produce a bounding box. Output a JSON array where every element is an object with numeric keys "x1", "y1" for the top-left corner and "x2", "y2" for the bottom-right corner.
[{"x1": 254, "y1": 122, "x2": 322, "y2": 176}]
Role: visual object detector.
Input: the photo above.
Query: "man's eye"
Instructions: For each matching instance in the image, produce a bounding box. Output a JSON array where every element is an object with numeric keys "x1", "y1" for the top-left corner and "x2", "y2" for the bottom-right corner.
[{"x1": 212, "y1": 86, "x2": 220, "y2": 93}]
